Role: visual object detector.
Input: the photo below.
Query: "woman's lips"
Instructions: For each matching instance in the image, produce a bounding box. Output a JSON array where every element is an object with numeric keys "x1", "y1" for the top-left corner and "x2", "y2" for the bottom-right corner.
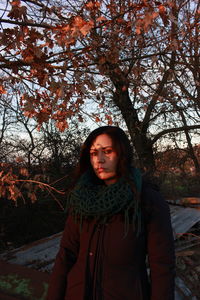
[{"x1": 97, "y1": 168, "x2": 105, "y2": 173}]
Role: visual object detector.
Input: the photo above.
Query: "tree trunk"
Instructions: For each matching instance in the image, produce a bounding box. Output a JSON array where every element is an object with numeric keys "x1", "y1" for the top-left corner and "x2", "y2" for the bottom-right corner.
[
  {"x1": 112, "y1": 84, "x2": 155, "y2": 172},
  {"x1": 179, "y1": 110, "x2": 200, "y2": 175}
]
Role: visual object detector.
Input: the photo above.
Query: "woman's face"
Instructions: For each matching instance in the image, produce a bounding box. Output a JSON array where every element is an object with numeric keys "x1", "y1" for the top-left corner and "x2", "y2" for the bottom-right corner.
[{"x1": 90, "y1": 133, "x2": 119, "y2": 185}]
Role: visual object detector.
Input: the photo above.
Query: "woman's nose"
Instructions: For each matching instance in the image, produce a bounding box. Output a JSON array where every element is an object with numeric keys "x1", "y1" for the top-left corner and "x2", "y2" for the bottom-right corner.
[{"x1": 97, "y1": 152, "x2": 105, "y2": 162}]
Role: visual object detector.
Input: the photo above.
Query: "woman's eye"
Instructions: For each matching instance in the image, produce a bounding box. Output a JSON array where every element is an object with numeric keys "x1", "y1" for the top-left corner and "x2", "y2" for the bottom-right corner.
[
  {"x1": 90, "y1": 152, "x2": 97, "y2": 157},
  {"x1": 104, "y1": 149, "x2": 112, "y2": 154}
]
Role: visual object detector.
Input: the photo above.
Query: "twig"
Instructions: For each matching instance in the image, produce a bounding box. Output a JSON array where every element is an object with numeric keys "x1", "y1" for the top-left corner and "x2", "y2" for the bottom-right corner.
[{"x1": 13, "y1": 179, "x2": 65, "y2": 194}]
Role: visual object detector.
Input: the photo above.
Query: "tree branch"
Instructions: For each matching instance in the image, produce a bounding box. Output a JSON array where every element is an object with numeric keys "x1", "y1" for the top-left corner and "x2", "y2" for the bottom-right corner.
[
  {"x1": 142, "y1": 51, "x2": 176, "y2": 133},
  {"x1": 0, "y1": 18, "x2": 51, "y2": 28},
  {"x1": 152, "y1": 124, "x2": 200, "y2": 144}
]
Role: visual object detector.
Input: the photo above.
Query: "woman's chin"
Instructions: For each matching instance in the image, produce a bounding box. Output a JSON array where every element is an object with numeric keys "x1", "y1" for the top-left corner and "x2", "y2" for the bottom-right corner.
[{"x1": 96, "y1": 173, "x2": 117, "y2": 185}]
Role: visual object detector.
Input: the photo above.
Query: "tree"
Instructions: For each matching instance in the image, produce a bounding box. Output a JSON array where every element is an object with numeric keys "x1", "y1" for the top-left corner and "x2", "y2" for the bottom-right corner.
[
  {"x1": 0, "y1": 99, "x2": 14, "y2": 161},
  {"x1": 0, "y1": 0, "x2": 200, "y2": 172},
  {"x1": 0, "y1": 90, "x2": 89, "y2": 203},
  {"x1": 0, "y1": 92, "x2": 45, "y2": 167},
  {"x1": 41, "y1": 120, "x2": 89, "y2": 174}
]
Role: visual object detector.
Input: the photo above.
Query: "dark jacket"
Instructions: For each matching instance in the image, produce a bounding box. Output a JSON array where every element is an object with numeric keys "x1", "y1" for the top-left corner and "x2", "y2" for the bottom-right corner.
[{"x1": 47, "y1": 183, "x2": 175, "y2": 300}]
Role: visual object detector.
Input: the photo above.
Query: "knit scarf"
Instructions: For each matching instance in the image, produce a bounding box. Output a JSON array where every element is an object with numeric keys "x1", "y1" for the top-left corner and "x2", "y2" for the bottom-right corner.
[{"x1": 67, "y1": 168, "x2": 142, "y2": 236}]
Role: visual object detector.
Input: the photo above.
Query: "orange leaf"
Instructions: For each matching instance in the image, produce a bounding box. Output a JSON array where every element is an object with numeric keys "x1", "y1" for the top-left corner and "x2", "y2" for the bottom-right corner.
[
  {"x1": 11, "y1": 0, "x2": 20, "y2": 6},
  {"x1": 95, "y1": 116, "x2": 100, "y2": 122},
  {"x1": 80, "y1": 21, "x2": 94, "y2": 36},
  {"x1": 135, "y1": 27, "x2": 141, "y2": 34},
  {"x1": 55, "y1": 120, "x2": 69, "y2": 132},
  {"x1": 86, "y1": 1, "x2": 94, "y2": 8},
  {"x1": 86, "y1": 1, "x2": 100, "y2": 9},
  {"x1": 74, "y1": 16, "x2": 85, "y2": 27},
  {"x1": 159, "y1": 5, "x2": 166, "y2": 13},
  {"x1": 8, "y1": 185, "x2": 21, "y2": 201},
  {"x1": 61, "y1": 25, "x2": 70, "y2": 32},
  {"x1": 96, "y1": 16, "x2": 107, "y2": 22},
  {"x1": 0, "y1": 85, "x2": 6, "y2": 94}
]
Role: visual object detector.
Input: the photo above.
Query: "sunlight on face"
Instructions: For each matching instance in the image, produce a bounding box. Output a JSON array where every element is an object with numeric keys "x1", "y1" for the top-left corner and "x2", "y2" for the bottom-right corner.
[{"x1": 90, "y1": 134, "x2": 118, "y2": 185}]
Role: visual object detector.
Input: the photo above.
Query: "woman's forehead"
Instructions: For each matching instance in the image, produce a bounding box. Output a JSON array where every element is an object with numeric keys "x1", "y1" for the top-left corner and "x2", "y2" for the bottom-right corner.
[{"x1": 90, "y1": 134, "x2": 113, "y2": 149}]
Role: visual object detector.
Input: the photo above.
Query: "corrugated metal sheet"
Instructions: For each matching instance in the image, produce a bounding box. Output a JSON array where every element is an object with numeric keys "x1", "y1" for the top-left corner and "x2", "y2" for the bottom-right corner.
[
  {"x1": 0, "y1": 232, "x2": 62, "y2": 273},
  {"x1": 170, "y1": 205, "x2": 200, "y2": 238}
]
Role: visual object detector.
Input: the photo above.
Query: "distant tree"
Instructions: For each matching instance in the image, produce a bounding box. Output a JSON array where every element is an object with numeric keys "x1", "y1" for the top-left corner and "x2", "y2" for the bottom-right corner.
[{"x1": 41, "y1": 120, "x2": 89, "y2": 174}]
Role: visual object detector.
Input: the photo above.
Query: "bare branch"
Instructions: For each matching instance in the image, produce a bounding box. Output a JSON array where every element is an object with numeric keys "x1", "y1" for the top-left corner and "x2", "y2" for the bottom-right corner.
[
  {"x1": 152, "y1": 125, "x2": 200, "y2": 144},
  {"x1": 0, "y1": 18, "x2": 51, "y2": 28}
]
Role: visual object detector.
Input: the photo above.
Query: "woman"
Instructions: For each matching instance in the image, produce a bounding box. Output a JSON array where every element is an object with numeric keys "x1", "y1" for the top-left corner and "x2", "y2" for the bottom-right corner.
[{"x1": 47, "y1": 126, "x2": 175, "y2": 300}]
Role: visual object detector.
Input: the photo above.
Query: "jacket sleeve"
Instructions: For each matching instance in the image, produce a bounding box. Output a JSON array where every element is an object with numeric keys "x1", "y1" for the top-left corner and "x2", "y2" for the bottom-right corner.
[
  {"x1": 143, "y1": 185, "x2": 176, "y2": 300},
  {"x1": 46, "y1": 213, "x2": 80, "y2": 300}
]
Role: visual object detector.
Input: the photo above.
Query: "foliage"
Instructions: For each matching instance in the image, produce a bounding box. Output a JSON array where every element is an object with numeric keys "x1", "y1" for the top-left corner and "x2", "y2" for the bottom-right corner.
[
  {"x1": 160, "y1": 174, "x2": 200, "y2": 199},
  {"x1": 0, "y1": 0, "x2": 199, "y2": 193},
  {"x1": 0, "y1": 104, "x2": 87, "y2": 203},
  {"x1": 155, "y1": 145, "x2": 200, "y2": 199},
  {"x1": 155, "y1": 144, "x2": 200, "y2": 176},
  {"x1": 0, "y1": 1, "x2": 199, "y2": 165},
  {"x1": 0, "y1": 115, "x2": 85, "y2": 247},
  {"x1": 0, "y1": 274, "x2": 33, "y2": 298},
  {"x1": 0, "y1": 151, "x2": 76, "y2": 249}
]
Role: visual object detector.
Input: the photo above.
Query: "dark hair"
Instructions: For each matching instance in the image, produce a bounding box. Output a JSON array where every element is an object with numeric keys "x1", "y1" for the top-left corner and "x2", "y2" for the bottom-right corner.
[{"x1": 78, "y1": 126, "x2": 133, "y2": 180}]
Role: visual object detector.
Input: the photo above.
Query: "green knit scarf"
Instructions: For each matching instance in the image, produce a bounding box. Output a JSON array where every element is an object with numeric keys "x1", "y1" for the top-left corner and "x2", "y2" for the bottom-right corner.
[{"x1": 67, "y1": 168, "x2": 142, "y2": 236}]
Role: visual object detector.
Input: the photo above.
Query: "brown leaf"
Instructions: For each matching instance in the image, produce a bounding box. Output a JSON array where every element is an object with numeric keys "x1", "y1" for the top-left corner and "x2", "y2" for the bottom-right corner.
[
  {"x1": 95, "y1": 116, "x2": 101, "y2": 122},
  {"x1": 8, "y1": 185, "x2": 21, "y2": 201},
  {"x1": 20, "y1": 168, "x2": 29, "y2": 177},
  {"x1": 15, "y1": 156, "x2": 25, "y2": 163},
  {"x1": 8, "y1": 2, "x2": 27, "y2": 21},
  {"x1": 29, "y1": 192, "x2": 37, "y2": 203},
  {"x1": 78, "y1": 114, "x2": 83, "y2": 122}
]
